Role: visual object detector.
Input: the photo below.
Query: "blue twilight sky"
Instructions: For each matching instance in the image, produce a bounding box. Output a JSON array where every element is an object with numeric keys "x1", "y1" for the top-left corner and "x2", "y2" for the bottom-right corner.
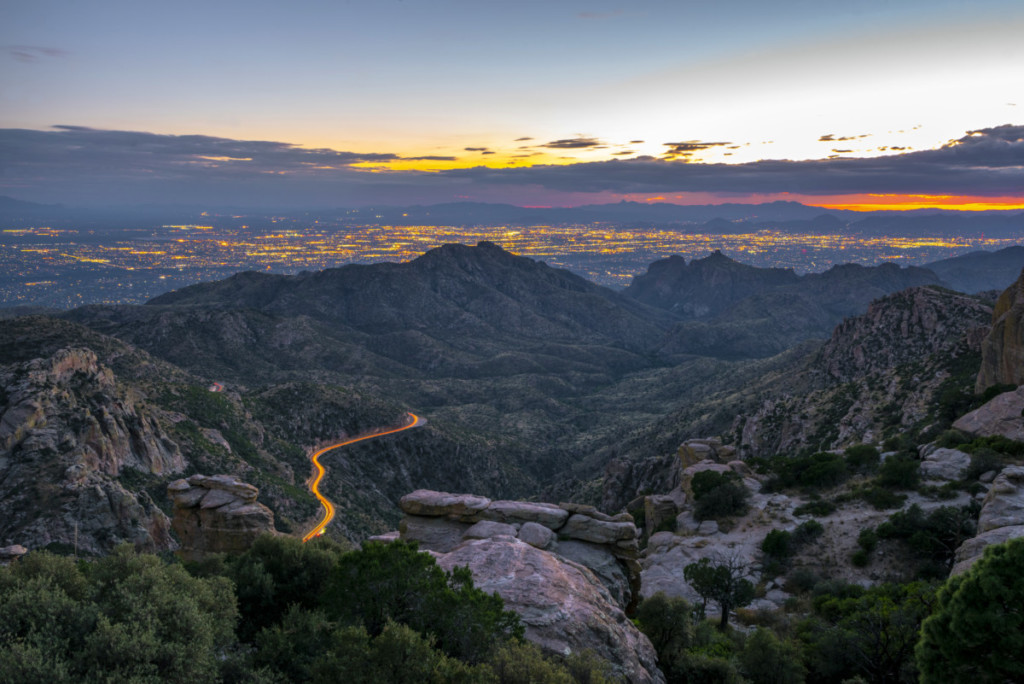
[{"x1": 1, "y1": 0, "x2": 1023, "y2": 208}]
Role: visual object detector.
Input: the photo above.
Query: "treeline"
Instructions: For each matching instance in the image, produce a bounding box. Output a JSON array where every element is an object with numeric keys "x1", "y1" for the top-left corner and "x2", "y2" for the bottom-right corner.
[
  {"x1": 2, "y1": 535, "x2": 1021, "y2": 683},
  {"x1": 0, "y1": 537, "x2": 613, "y2": 683}
]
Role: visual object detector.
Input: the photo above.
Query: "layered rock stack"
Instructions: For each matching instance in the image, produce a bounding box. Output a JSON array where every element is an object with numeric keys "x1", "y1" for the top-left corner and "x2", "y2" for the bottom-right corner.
[
  {"x1": 168, "y1": 474, "x2": 277, "y2": 561},
  {"x1": 387, "y1": 490, "x2": 663, "y2": 684},
  {"x1": 976, "y1": 268, "x2": 1024, "y2": 392}
]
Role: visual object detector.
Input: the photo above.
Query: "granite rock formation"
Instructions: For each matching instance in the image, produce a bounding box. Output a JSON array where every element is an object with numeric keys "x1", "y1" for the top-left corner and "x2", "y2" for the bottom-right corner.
[
  {"x1": 0, "y1": 346, "x2": 182, "y2": 554},
  {"x1": 976, "y1": 268, "x2": 1024, "y2": 392},
  {"x1": 951, "y1": 466, "x2": 1024, "y2": 575},
  {"x1": 168, "y1": 474, "x2": 277, "y2": 561},
  {"x1": 393, "y1": 489, "x2": 661, "y2": 683}
]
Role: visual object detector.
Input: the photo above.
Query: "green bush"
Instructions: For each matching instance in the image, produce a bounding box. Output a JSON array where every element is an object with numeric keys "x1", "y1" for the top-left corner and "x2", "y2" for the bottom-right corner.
[
  {"x1": 324, "y1": 540, "x2": 523, "y2": 663},
  {"x1": 691, "y1": 471, "x2": 749, "y2": 521},
  {"x1": 844, "y1": 445, "x2": 881, "y2": 474},
  {"x1": 858, "y1": 486, "x2": 907, "y2": 510},
  {"x1": 764, "y1": 452, "x2": 849, "y2": 492},
  {"x1": 762, "y1": 530, "x2": 794, "y2": 560},
  {"x1": 876, "y1": 504, "x2": 978, "y2": 576},
  {"x1": 877, "y1": 454, "x2": 920, "y2": 489},
  {"x1": 857, "y1": 529, "x2": 878, "y2": 553}
]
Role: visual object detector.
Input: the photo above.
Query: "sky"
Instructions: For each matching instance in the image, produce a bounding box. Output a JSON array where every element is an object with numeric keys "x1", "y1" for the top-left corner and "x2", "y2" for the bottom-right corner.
[{"x1": 2, "y1": 0, "x2": 1023, "y2": 210}]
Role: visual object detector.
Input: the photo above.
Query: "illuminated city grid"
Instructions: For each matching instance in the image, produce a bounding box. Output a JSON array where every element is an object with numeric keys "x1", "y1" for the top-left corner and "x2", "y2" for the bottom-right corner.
[{"x1": 2, "y1": 221, "x2": 1020, "y2": 309}]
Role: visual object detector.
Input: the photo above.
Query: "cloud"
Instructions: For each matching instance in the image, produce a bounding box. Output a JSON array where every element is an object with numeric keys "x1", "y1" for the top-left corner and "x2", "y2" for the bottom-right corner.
[
  {"x1": 465, "y1": 147, "x2": 489, "y2": 152},
  {"x1": 4, "y1": 45, "x2": 68, "y2": 63},
  {"x1": 442, "y1": 125, "x2": 1024, "y2": 197},
  {"x1": 5, "y1": 124, "x2": 1024, "y2": 208},
  {"x1": 662, "y1": 140, "x2": 732, "y2": 160},
  {"x1": 542, "y1": 137, "x2": 604, "y2": 149},
  {"x1": 820, "y1": 133, "x2": 871, "y2": 142},
  {"x1": 514, "y1": 137, "x2": 534, "y2": 142}
]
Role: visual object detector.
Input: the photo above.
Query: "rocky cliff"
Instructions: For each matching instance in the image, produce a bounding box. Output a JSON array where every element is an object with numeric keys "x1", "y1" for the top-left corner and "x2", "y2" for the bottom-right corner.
[
  {"x1": 390, "y1": 490, "x2": 662, "y2": 683},
  {"x1": 0, "y1": 347, "x2": 183, "y2": 554},
  {"x1": 168, "y1": 474, "x2": 277, "y2": 561},
  {"x1": 975, "y1": 268, "x2": 1024, "y2": 392},
  {"x1": 951, "y1": 466, "x2": 1024, "y2": 574},
  {"x1": 738, "y1": 286, "x2": 991, "y2": 457}
]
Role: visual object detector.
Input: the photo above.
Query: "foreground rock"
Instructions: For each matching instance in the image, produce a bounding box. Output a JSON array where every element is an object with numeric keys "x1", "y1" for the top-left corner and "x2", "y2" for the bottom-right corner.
[
  {"x1": 952, "y1": 466, "x2": 1024, "y2": 575},
  {"x1": 395, "y1": 490, "x2": 661, "y2": 683},
  {"x1": 169, "y1": 474, "x2": 277, "y2": 561},
  {"x1": 399, "y1": 489, "x2": 640, "y2": 608},
  {"x1": 438, "y1": 538, "x2": 663, "y2": 684}
]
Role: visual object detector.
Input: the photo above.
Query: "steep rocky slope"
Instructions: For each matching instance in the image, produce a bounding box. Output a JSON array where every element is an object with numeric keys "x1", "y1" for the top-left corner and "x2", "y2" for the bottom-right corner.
[
  {"x1": 975, "y1": 268, "x2": 1024, "y2": 391},
  {"x1": 592, "y1": 286, "x2": 991, "y2": 510},
  {"x1": 0, "y1": 345, "x2": 181, "y2": 554}
]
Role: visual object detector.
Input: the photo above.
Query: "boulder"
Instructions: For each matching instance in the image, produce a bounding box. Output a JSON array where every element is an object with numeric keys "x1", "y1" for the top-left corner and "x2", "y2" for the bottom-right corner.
[
  {"x1": 920, "y1": 448, "x2": 972, "y2": 482},
  {"x1": 463, "y1": 520, "x2": 518, "y2": 540},
  {"x1": 951, "y1": 525, "x2": 1024, "y2": 575},
  {"x1": 0, "y1": 544, "x2": 28, "y2": 563},
  {"x1": 644, "y1": 494, "x2": 682, "y2": 535},
  {"x1": 951, "y1": 466, "x2": 1024, "y2": 574},
  {"x1": 398, "y1": 516, "x2": 469, "y2": 553},
  {"x1": 169, "y1": 475, "x2": 276, "y2": 562},
  {"x1": 399, "y1": 490, "x2": 491, "y2": 518},
  {"x1": 561, "y1": 514, "x2": 637, "y2": 544},
  {"x1": 953, "y1": 386, "x2": 1024, "y2": 441},
  {"x1": 978, "y1": 466, "x2": 1024, "y2": 533},
  {"x1": 556, "y1": 540, "x2": 632, "y2": 609},
  {"x1": 479, "y1": 500, "x2": 569, "y2": 529},
  {"x1": 518, "y1": 521, "x2": 555, "y2": 550},
  {"x1": 436, "y1": 538, "x2": 664, "y2": 684}
]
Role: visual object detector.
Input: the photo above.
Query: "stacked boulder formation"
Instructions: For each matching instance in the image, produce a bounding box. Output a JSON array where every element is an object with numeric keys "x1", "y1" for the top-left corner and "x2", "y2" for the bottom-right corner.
[
  {"x1": 379, "y1": 489, "x2": 663, "y2": 684},
  {"x1": 167, "y1": 474, "x2": 277, "y2": 561}
]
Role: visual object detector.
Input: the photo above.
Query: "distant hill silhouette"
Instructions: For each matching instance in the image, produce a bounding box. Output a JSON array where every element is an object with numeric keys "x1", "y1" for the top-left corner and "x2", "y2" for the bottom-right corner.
[{"x1": 924, "y1": 246, "x2": 1024, "y2": 293}]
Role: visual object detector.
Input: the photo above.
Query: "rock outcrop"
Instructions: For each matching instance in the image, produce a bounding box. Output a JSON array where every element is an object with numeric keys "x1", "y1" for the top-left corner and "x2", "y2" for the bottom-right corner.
[
  {"x1": 951, "y1": 466, "x2": 1024, "y2": 574},
  {"x1": 0, "y1": 347, "x2": 182, "y2": 554},
  {"x1": 168, "y1": 474, "x2": 277, "y2": 561},
  {"x1": 919, "y1": 445, "x2": 972, "y2": 482},
  {"x1": 437, "y1": 538, "x2": 664, "y2": 684},
  {"x1": 398, "y1": 490, "x2": 640, "y2": 608},
  {"x1": 953, "y1": 386, "x2": 1024, "y2": 441},
  {"x1": 394, "y1": 490, "x2": 661, "y2": 683},
  {"x1": 737, "y1": 286, "x2": 991, "y2": 458},
  {"x1": 976, "y1": 268, "x2": 1024, "y2": 392}
]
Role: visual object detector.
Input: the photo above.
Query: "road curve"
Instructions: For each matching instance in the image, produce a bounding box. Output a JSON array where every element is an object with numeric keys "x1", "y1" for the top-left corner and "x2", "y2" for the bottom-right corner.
[{"x1": 302, "y1": 412, "x2": 423, "y2": 542}]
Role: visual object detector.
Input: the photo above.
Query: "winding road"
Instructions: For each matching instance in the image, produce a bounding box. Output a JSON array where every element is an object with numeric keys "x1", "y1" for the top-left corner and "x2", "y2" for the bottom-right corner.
[{"x1": 302, "y1": 412, "x2": 423, "y2": 542}]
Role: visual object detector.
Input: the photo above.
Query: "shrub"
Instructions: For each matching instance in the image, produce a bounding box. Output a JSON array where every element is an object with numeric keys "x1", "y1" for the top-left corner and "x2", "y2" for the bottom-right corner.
[
  {"x1": 691, "y1": 471, "x2": 749, "y2": 521},
  {"x1": 762, "y1": 530, "x2": 793, "y2": 560},
  {"x1": 844, "y1": 444, "x2": 881, "y2": 474},
  {"x1": 857, "y1": 528, "x2": 878, "y2": 553},
  {"x1": 859, "y1": 486, "x2": 906, "y2": 510},
  {"x1": 964, "y1": 448, "x2": 1004, "y2": 481},
  {"x1": 877, "y1": 454, "x2": 920, "y2": 489}
]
